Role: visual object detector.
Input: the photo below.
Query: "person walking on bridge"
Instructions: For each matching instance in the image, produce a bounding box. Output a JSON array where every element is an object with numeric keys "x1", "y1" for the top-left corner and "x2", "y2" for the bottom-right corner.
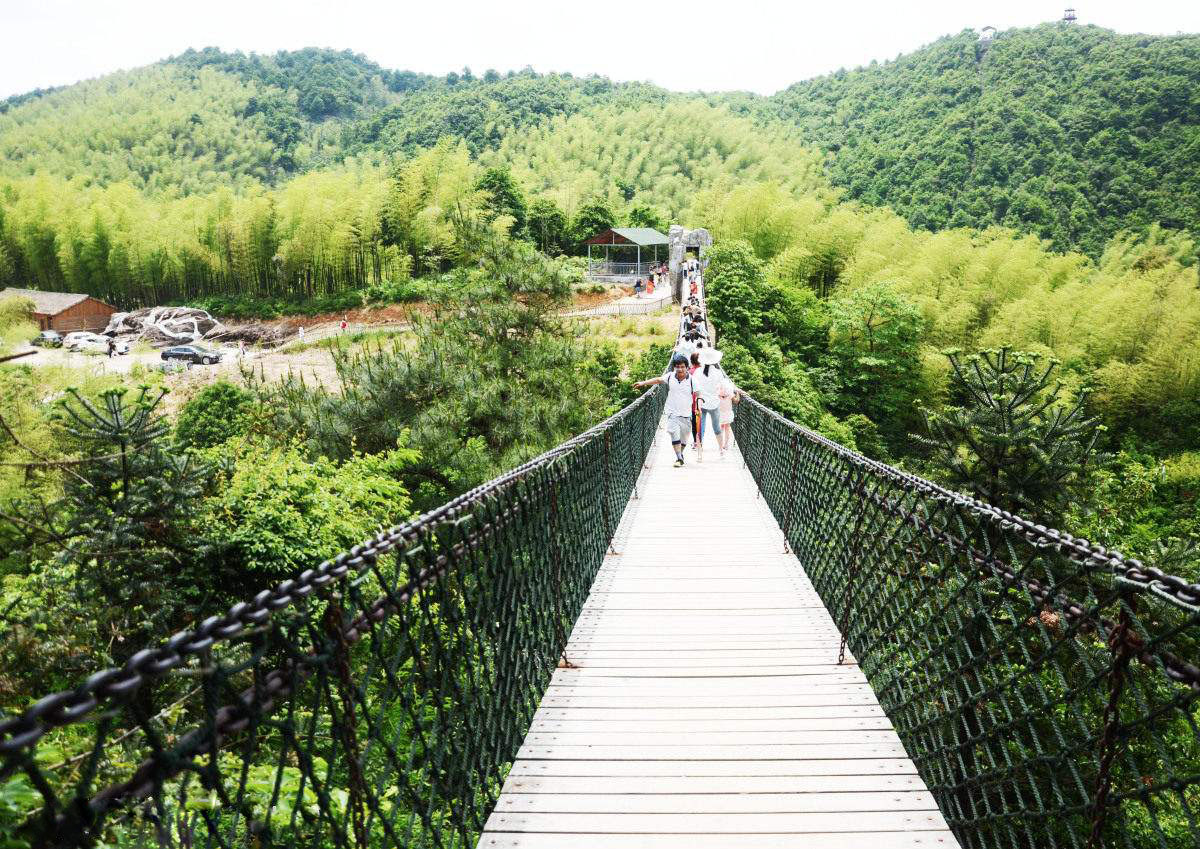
[
  {"x1": 689, "y1": 349, "x2": 705, "y2": 456},
  {"x1": 633, "y1": 355, "x2": 695, "y2": 468},
  {"x1": 692, "y1": 348, "x2": 724, "y2": 462},
  {"x1": 697, "y1": 348, "x2": 735, "y2": 458},
  {"x1": 675, "y1": 333, "x2": 697, "y2": 364}
]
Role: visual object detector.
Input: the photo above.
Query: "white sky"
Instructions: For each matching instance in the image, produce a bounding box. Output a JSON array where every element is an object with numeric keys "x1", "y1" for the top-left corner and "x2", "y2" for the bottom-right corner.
[{"x1": 2, "y1": 0, "x2": 1199, "y2": 100}]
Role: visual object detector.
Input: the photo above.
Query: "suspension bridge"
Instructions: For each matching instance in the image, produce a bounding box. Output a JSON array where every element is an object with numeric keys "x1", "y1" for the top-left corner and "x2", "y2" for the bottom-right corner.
[
  {"x1": 479, "y1": 418, "x2": 956, "y2": 847},
  {"x1": 1, "y1": 274, "x2": 1198, "y2": 849}
]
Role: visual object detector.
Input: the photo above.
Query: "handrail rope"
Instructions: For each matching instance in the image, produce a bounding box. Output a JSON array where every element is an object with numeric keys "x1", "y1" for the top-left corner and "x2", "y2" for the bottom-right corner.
[
  {"x1": 0, "y1": 379, "x2": 665, "y2": 758},
  {"x1": 0, "y1": 265, "x2": 697, "y2": 759},
  {"x1": 735, "y1": 392, "x2": 1199, "y2": 614}
]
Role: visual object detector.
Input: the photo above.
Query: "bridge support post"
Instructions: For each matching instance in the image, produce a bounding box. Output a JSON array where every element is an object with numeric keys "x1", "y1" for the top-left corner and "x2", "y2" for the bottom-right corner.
[
  {"x1": 1087, "y1": 593, "x2": 1138, "y2": 848},
  {"x1": 602, "y1": 430, "x2": 616, "y2": 554},
  {"x1": 780, "y1": 432, "x2": 801, "y2": 553},
  {"x1": 324, "y1": 602, "x2": 369, "y2": 849},
  {"x1": 548, "y1": 475, "x2": 575, "y2": 669},
  {"x1": 748, "y1": 406, "x2": 768, "y2": 486},
  {"x1": 838, "y1": 470, "x2": 869, "y2": 666}
]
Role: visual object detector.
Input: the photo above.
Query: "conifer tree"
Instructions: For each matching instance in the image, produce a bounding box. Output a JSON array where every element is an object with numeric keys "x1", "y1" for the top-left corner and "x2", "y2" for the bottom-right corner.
[
  {"x1": 48, "y1": 387, "x2": 208, "y2": 646},
  {"x1": 921, "y1": 348, "x2": 1103, "y2": 522}
]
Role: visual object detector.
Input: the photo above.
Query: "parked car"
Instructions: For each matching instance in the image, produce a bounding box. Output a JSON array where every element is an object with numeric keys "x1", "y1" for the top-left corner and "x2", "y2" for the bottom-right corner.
[
  {"x1": 161, "y1": 345, "x2": 222, "y2": 365},
  {"x1": 30, "y1": 330, "x2": 63, "y2": 348},
  {"x1": 63, "y1": 332, "x2": 129, "y2": 354}
]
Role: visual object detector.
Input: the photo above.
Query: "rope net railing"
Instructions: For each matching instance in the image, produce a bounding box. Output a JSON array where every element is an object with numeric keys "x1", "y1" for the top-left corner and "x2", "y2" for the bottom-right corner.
[
  {"x1": 732, "y1": 394, "x2": 1200, "y2": 849},
  {"x1": 0, "y1": 383, "x2": 665, "y2": 847}
]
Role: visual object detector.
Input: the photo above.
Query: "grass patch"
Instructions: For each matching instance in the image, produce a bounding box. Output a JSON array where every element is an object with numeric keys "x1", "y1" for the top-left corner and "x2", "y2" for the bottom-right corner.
[{"x1": 584, "y1": 313, "x2": 674, "y2": 358}]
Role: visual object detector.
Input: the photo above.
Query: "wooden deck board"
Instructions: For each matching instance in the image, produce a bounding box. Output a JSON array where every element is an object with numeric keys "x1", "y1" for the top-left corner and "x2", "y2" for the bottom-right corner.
[
  {"x1": 477, "y1": 417, "x2": 960, "y2": 848},
  {"x1": 477, "y1": 833, "x2": 960, "y2": 848}
]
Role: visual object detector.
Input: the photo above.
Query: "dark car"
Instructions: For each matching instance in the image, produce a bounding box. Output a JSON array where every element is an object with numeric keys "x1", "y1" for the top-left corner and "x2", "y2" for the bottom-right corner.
[
  {"x1": 30, "y1": 330, "x2": 63, "y2": 348},
  {"x1": 161, "y1": 345, "x2": 222, "y2": 365}
]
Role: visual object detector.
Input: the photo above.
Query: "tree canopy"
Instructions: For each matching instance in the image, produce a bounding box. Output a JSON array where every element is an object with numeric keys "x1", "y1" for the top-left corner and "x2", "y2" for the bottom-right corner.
[{"x1": 769, "y1": 24, "x2": 1200, "y2": 257}]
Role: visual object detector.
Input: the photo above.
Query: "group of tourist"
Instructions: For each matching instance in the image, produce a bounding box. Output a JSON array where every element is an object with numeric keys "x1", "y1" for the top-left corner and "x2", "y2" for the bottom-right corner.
[
  {"x1": 632, "y1": 262, "x2": 672, "y2": 298},
  {"x1": 633, "y1": 260, "x2": 739, "y2": 468}
]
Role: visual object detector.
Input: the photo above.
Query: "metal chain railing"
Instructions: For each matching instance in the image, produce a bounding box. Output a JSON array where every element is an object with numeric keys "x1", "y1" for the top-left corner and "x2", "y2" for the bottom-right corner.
[
  {"x1": 0, "y1": 386, "x2": 666, "y2": 848},
  {"x1": 732, "y1": 394, "x2": 1200, "y2": 849},
  {"x1": 0, "y1": 274, "x2": 710, "y2": 849}
]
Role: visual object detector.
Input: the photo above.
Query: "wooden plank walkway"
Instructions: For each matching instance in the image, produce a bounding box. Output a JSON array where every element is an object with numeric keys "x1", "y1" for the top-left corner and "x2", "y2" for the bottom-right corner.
[{"x1": 477, "y1": 416, "x2": 961, "y2": 848}]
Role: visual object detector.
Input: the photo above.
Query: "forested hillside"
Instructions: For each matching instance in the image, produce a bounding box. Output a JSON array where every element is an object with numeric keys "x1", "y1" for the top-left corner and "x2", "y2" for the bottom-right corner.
[
  {"x1": 770, "y1": 24, "x2": 1200, "y2": 255},
  {"x1": 0, "y1": 48, "x2": 668, "y2": 192},
  {"x1": 0, "y1": 62, "x2": 816, "y2": 307},
  {"x1": 2, "y1": 23, "x2": 1198, "y2": 276}
]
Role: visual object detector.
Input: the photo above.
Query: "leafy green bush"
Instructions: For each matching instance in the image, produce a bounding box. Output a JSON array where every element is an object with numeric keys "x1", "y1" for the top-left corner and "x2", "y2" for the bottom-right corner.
[
  {"x1": 1069, "y1": 449, "x2": 1200, "y2": 578},
  {"x1": 175, "y1": 381, "x2": 254, "y2": 449},
  {"x1": 190, "y1": 289, "x2": 368, "y2": 320},
  {"x1": 363, "y1": 278, "x2": 428, "y2": 304},
  {"x1": 198, "y1": 439, "x2": 417, "y2": 583},
  {"x1": 0, "y1": 296, "x2": 33, "y2": 330},
  {"x1": 0, "y1": 295, "x2": 35, "y2": 353}
]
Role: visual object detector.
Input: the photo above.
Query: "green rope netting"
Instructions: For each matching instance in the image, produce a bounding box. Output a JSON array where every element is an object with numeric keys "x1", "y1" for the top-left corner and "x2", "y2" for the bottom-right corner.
[
  {"x1": 0, "y1": 386, "x2": 664, "y2": 848},
  {"x1": 733, "y1": 395, "x2": 1200, "y2": 849}
]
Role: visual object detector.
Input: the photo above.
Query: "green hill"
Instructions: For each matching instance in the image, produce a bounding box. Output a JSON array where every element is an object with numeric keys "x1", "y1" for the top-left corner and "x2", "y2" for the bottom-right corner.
[
  {"x1": 769, "y1": 24, "x2": 1200, "y2": 255},
  {"x1": 0, "y1": 24, "x2": 1198, "y2": 306},
  {"x1": 0, "y1": 48, "x2": 669, "y2": 194}
]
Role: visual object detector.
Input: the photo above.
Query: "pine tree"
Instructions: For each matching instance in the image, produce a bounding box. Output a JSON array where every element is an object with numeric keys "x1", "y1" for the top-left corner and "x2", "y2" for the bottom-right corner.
[
  {"x1": 49, "y1": 387, "x2": 209, "y2": 645},
  {"x1": 921, "y1": 348, "x2": 1104, "y2": 522}
]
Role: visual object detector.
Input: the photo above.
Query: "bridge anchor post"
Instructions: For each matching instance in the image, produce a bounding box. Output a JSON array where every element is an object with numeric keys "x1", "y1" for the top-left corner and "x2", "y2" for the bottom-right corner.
[
  {"x1": 780, "y1": 432, "x2": 801, "y2": 554},
  {"x1": 1087, "y1": 593, "x2": 1139, "y2": 848},
  {"x1": 837, "y1": 470, "x2": 869, "y2": 665}
]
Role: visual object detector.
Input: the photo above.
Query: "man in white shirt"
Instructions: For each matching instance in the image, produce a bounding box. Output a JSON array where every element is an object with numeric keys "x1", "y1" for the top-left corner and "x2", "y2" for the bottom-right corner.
[{"x1": 634, "y1": 356, "x2": 695, "y2": 467}]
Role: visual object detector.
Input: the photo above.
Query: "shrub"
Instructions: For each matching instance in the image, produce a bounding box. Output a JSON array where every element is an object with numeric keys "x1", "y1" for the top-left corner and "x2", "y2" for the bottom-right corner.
[
  {"x1": 0, "y1": 296, "x2": 33, "y2": 330},
  {"x1": 176, "y1": 381, "x2": 254, "y2": 449},
  {"x1": 363, "y1": 279, "x2": 428, "y2": 304},
  {"x1": 199, "y1": 440, "x2": 417, "y2": 584},
  {"x1": 0, "y1": 296, "x2": 36, "y2": 352}
]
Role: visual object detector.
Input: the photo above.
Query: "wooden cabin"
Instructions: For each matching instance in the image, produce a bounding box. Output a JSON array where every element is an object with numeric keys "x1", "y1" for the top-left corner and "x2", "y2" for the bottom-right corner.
[{"x1": 0, "y1": 288, "x2": 118, "y2": 332}]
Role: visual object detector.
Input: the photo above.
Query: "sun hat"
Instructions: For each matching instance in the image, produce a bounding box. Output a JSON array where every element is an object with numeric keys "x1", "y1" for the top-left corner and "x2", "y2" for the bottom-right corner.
[{"x1": 698, "y1": 348, "x2": 723, "y2": 365}]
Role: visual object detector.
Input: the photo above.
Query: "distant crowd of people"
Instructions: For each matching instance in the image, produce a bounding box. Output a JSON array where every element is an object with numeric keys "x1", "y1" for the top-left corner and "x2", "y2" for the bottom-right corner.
[
  {"x1": 633, "y1": 257, "x2": 739, "y2": 467},
  {"x1": 632, "y1": 262, "x2": 670, "y2": 298}
]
